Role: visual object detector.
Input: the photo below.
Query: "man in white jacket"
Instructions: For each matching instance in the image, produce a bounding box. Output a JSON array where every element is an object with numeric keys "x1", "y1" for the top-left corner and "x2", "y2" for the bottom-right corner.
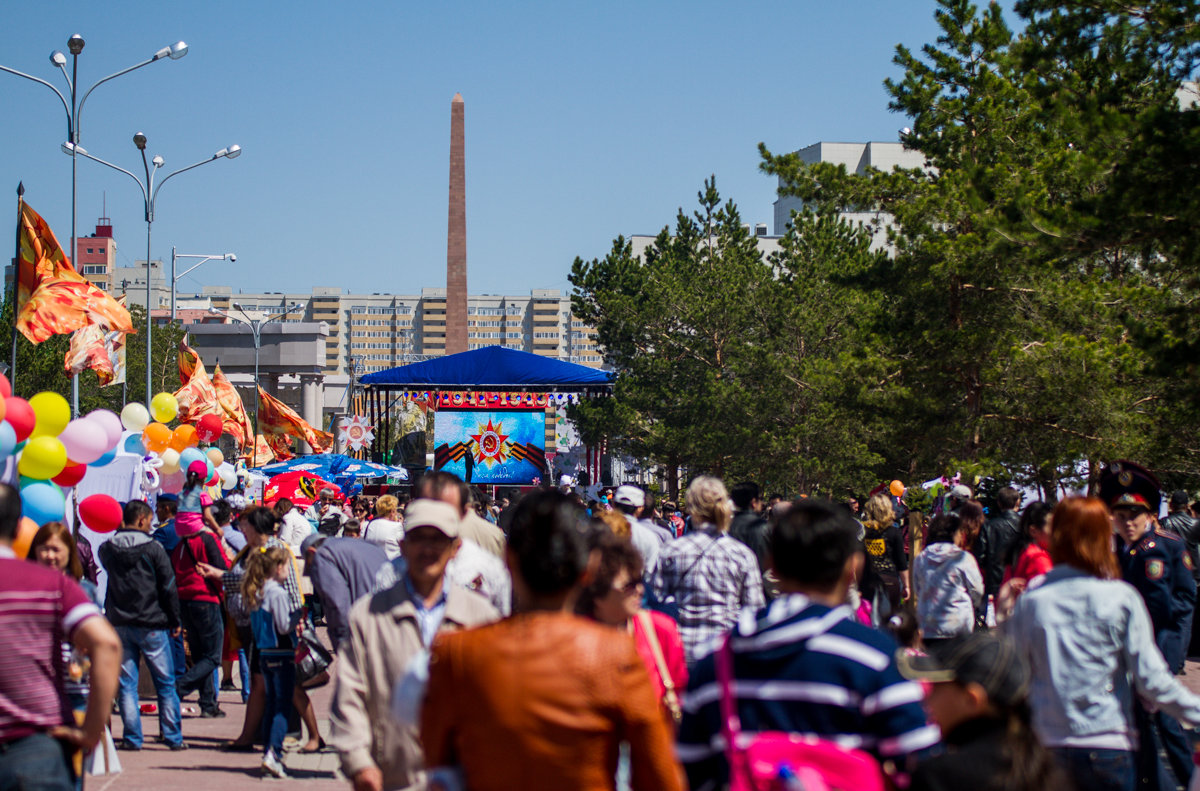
[{"x1": 274, "y1": 497, "x2": 315, "y2": 556}]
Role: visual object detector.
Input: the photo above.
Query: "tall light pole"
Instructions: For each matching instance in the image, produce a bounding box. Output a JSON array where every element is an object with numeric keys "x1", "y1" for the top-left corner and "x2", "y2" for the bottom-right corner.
[
  {"x1": 171, "y1": 248, "x2": 235, "y2": 321},
  {"x1": 1, "y1": 34, "x2": 187, "y2": 414},
  {"x1": 65, "y1": 136, "x2": 242, "y2": 406},
  {"x1": 207, "y1": 302, "x2": 303, "y2": 442}
]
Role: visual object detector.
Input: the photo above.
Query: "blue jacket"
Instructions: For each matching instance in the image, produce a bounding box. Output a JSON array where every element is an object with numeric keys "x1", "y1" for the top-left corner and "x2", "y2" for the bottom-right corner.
[{"x1": 1007, "y1": 565, "x2": 1200, "y2": 749}]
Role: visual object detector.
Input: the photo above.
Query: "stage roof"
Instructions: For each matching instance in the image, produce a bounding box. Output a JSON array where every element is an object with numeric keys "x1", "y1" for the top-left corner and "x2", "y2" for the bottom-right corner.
[{"x1": 359, "y1": 346, "x2": 613, "y2": 391}]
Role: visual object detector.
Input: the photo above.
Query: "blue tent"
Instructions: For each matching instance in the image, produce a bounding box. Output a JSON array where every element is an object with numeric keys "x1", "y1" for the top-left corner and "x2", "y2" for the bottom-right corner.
[
  {"x1": 253, "y1": 453, "x2": 409, "y2": 491},
  {"x1": 359, "y1": 345, "x2": 612, "y2": 391}
]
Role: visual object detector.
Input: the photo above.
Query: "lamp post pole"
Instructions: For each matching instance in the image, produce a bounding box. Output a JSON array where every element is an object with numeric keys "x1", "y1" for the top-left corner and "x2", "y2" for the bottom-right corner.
[
  {"x1": 208, "y1": 303, "x2": 302, "y2": 443},
  {"x1": 1, "y1": 34, "x2": 187, "y2": 414},
  {"x1": 67, "y1": 136, "x2": 241, "y2": 406},
  {"x1": 171, "y1": 248, "x2": 235, "y2": 321}
]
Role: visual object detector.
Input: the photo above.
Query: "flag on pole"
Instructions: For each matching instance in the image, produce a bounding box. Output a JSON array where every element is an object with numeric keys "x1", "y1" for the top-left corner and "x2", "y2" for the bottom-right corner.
[
  {"x1": 15, "y1": 202, "x2": 133, "y2": 343},
  {"x1": 257, "y1": 386, "x2": 332, "y2": 453},
  {"x1": 64, "y1": 296, "x2": 129, "y2": 385},
  {"x1": 212, "y1": 363, "x2": 255, "y2": 446},
  {"x1": 178, "y1": 337, "x2": 201, "y2": 386},
  {"x1": 174, "y1": 340, "x2": 222, "y2": 424}
]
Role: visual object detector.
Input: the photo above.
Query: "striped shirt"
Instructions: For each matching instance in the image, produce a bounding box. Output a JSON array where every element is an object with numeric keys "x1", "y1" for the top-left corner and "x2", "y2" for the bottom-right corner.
[
  {"x1": 0, "y1": 550, "x2": 102, "y2": 742},
  {"x1": 677, "y1": 594, "x2": 939, "y2": 791}
]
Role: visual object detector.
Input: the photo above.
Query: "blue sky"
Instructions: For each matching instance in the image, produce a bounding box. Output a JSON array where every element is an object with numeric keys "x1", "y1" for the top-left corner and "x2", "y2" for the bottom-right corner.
[{"x1": 0, "y1": 1, "x2": 944, "y2": 298}]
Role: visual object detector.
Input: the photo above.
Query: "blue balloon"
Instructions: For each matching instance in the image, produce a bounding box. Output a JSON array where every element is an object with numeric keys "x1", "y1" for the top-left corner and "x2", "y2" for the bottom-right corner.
[
  {"x1": 0, "y1": 421, "x2": 16, "y2": 460},
  {"x1": 180, "y1": 447, "x2": 206, "y2": 473},
  {"x1": 21, "y1": 481, "x2": 66, "y2": 526},
  {"x1": 91, "y1": 446, "x2": 117, "y2": 467},
  {"x1": 124, "y1": 434, "x2": 146, "y2": 455}
]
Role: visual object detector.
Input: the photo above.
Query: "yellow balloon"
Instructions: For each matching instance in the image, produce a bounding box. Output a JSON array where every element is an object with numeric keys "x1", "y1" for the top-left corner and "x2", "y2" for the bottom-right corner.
[
  {"x1": 18, "y1": 435, "x2": 68, "y2": 480},
  {"x1": 29, "y1": 392, "x2": 70, "y2": 438},
  {"x1": 150, "y1": 392, "x2": 179, "y2": 424}
]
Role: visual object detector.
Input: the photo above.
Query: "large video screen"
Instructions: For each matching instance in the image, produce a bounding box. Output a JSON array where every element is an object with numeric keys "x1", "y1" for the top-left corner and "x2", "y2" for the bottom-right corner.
[{"x1": 433, "y1": 409, "x2": 546, "y2": 485}]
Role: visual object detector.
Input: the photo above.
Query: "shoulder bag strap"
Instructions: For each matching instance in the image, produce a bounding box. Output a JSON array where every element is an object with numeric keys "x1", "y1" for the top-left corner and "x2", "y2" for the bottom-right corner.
[
  {"x1": 667, "y1": 533, "x2": 721, "y2": 599},
  {"x1": 637, "y1": 611, "x2": 682, "y2": 723},
  {"x1": 715, "y1": 632, "x2": 750, "y2": 783}
]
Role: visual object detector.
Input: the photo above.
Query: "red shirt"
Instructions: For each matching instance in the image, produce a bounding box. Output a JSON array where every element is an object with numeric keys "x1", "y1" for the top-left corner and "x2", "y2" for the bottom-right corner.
[
  {"x1": 631, "y1": 609, "x2": 688, "y2": 708},
  {"x1": 0, "y1": 548, "x2": 101, "y2": 742},
  {"x1": 1002, "y1": 541, "x2": 1053, "y2": 586}
]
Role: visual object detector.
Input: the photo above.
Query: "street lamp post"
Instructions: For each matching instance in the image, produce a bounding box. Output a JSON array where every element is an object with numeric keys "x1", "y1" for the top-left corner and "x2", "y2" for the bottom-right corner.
[
  {"x1": 1, "y1": 34, "x2": 187, "y2": 414},
  {"x1": 65, "y1": 135, "x2": 241, "y2": 406},
  {"x1": 207, "y1": 302, "x2": 303, "y2": 442},
  {"x1": 171, "y1": 247, "x2": 235, "y2": 321}
]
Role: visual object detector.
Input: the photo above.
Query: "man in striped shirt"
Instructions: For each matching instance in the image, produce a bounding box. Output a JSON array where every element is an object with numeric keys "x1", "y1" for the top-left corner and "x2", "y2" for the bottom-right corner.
[
  {"x1": 677, "y1": 499, "x2": 939, "y2": 790},
  {"x1": 0, "y1": 483, "x2": 121, "y2": 790}
]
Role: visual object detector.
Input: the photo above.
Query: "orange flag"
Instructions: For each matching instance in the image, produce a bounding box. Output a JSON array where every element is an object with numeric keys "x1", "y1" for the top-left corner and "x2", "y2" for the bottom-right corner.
[
  {"x1": 178, "y1": 338, "x2": 201, "y2": 386},
  {"x1": 65, "y1": 296, "x2": 129, "y2": 385},
  {"x1": 257, "y1": 387, "x2": 332, "y2": 453},
  {"x1": 15, "y1": 201, "x2": 133, "y2": 343},
  {"x1": 246, "y1": 434, "x2": 279, "y2": 466},
  {"x1": 174, "y1": 342, "x2": 222, "y2": 424},
  {"x1": 212, "y1": 364, "x2": 255, "y2": 446}
]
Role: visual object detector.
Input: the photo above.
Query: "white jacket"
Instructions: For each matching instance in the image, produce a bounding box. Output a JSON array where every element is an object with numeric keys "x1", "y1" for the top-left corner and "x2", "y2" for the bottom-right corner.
[{"x1": 912, "y1": 542, "x2": 983, "y2": 639}]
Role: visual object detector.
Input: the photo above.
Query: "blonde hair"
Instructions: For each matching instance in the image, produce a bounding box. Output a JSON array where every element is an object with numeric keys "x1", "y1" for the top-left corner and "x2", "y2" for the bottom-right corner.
[
  {"x1": 686, "y1": 476, "x2": 732, "y2": 531},
  {"x1": 862, "y1": 493, "x2": 894, "y2": 527},
  {"x1": 595, "y1": 509, "x2": 630, "y2": 539},
  {"x1": 241, "y1": 545, "x2": 292, "y2": 610},
  {"x1": 375, "y1": 494, "x2": 399, "y2": 518}
]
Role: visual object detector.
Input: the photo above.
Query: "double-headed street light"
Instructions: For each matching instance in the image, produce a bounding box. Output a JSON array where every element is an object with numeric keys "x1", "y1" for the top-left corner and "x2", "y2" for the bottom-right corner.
[
  {"x1": 1, "y1": 34, "x2": 187, "y2": 413},
  {"x1": 65, "y1": 135, "x2": 242, "y2": 406},
  {"x1": 207, "y1": 302, "x2": 304, "y2": 443},
  {"x1": 171, "y1": 248, "x2": 235, "y2": 321}
]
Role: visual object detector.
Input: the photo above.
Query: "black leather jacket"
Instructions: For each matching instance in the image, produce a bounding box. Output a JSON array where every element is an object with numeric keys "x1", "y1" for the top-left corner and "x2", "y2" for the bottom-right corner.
[{"x1": 978, "y1": 510, "x2": 1021, "y2": 600}]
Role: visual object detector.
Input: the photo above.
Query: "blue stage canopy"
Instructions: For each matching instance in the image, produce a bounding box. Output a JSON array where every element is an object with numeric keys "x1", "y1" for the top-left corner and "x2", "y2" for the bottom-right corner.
[{"x1": 359, "y1": 346, "x2": 613, "y2": 391}]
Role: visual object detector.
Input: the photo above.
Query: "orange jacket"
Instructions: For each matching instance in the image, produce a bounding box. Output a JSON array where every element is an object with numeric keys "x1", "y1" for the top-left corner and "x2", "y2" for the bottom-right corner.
[{"x1": 422, "y1": 611, "x2": 684, "y2": 791}]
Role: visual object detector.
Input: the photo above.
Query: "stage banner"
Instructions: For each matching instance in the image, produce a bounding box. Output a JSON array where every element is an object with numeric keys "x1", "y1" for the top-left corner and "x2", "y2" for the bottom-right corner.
[{"x1": 434, "y1": 408, "x2": 546, "y2": 485}]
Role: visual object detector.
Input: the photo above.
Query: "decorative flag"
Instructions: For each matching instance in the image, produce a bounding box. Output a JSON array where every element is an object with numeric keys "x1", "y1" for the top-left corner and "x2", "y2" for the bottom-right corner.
[
  {"x1": 248, "y1": 434, "x2": 280, "y2": 466},
  {"x1": 212, "y1": 364, "x2": 255, "y2": 447},
  {"x1": 178, "y1": 337, "x2": 200, "y2": 386},
  {"x1": 64, "y1": 296, "x2": 129, "y2": 385},
  {"x1": 257, "y1": 386, "x2": 333, "y2": 453},
  {"x1": 173, "y1": 340, "x2": 223, "y2": 424},
  {"x1": 15, "y1": 201, "x2": 133, "y2": 343},
  {"x1": 338, "y1": 415, "x2": 374, "y2": 451}
]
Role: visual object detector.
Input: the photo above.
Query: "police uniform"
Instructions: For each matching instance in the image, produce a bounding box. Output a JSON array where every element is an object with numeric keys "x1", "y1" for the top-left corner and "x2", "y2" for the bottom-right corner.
[{"x1": 1103, "y1": 460, "x2": 1196, "y2": 791}]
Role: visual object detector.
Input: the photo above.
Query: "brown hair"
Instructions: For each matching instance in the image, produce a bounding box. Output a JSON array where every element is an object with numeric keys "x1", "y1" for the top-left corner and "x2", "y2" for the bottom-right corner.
[
  {"x1": 593, "y1": 509, "x2": 630, "y2": 539},
  {"x1": 577, "y1": 531, "x2": 644, "y2": 618},
  {"x1": 862, "y1": 493, "x2": 894, "y2": 528},
  {"x1": 27, "y1": 522, "x2": 83, "y2": 581},
  {"x1": 241, "y1": 545, "x2": 292, "y2": 609},
  {"x1": 1049, "y1": 497, "x2": 1118, "y2": 580},
  {"x1": 958, "y1": 500, "x2": 985, "y2": 551}
]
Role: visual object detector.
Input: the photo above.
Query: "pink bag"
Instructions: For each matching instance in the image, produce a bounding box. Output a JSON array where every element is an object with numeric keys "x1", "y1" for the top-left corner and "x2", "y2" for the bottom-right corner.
[{"x1": 716, "y1": 634, "x2": 886, "y2": 791}]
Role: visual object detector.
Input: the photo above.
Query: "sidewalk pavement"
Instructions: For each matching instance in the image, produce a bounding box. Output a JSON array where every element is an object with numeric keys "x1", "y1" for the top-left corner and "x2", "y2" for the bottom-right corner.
[{"x1": 95, "y1": 651, "x2": 344, "y2": 790}]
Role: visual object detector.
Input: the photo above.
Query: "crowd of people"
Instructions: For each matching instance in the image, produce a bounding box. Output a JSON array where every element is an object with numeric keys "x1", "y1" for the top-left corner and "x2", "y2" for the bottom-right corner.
[{"x1": 3, "y1": 458, "x2": 1200, "y2": 791}]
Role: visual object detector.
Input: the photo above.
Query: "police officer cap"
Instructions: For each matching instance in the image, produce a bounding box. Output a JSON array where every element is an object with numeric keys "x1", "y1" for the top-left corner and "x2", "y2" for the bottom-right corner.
[{"x1": 1099, "y1": 460, "x2": 1161, "y2": 513}]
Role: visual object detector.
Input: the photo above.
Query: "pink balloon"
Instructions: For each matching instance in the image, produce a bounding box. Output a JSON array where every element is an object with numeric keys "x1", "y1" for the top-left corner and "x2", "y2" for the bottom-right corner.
[
  {"x1": 58, "y1": 418, "x2": 110, "y2": 464},
  {"x1": 87, "y1": 410, "x2": 123, "y2": 450},
  {"x1": 160, "y1": 469, "x2": 185, "y2": 495}
]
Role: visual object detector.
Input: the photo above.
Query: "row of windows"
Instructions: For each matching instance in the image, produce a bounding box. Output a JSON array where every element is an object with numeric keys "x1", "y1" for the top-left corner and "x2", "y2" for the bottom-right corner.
[{"x1": 349, "y1": 305, "x2": 414, "y2": 315}]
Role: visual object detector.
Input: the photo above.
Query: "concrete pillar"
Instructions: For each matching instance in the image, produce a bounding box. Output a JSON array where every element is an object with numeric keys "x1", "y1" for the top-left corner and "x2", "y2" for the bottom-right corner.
[
  {"x1": 264, "y1": 373, "x2": 281, "y2": 398},
  {"x1": 300, "y1": 374, "x2": 324, "y2": 454},
  {"x1": 446, "y1": 93, "x2": 468, "y2": 354}
]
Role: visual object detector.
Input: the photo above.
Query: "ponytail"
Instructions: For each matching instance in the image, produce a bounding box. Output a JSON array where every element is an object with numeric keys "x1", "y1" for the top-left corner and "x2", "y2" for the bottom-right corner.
[
  {"x1": 241, "y1": 545, "x2": 291, "y2": 610},
  {"x1": 184, "y1": 469, "x2": 204, "y2": 494}
]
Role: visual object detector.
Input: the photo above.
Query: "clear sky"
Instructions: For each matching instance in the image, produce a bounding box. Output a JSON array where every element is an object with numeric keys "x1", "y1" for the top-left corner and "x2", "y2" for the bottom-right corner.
[{"x1": 0, "y1": 1, "x2": 944, "y2": 298}]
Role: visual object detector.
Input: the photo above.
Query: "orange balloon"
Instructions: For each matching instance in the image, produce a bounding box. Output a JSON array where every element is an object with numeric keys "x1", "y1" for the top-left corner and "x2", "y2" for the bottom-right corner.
[
  {"x1": 13, "y1": 517, "x2": 38, "y2": 559},
  {"x1": 169, "y1": 424, "x2": 198, "y2": 452},
  {"x1": 142, "y1": 422, "x2": 171, "y2": 453}
]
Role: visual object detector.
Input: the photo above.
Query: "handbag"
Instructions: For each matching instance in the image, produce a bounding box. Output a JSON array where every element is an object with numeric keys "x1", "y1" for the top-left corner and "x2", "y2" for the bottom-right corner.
[
  {"x1": 716, "y1": 634, "x2": 886, "y2": 791},
  {"x1": 635, "y1": 610, "x2": 682, "y2": 724},
  {"x1": 295, "y1": 627, "x2": 333, "y2": 689}
]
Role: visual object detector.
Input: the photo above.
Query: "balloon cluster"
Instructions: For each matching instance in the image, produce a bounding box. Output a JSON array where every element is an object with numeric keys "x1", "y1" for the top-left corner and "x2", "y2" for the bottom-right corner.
[
  {"x1": 0, "y1": 377, "x2": 128, "y2": 557},
  {"x1": 120, "y1": 395, "x2": 234, "y2": 496}
]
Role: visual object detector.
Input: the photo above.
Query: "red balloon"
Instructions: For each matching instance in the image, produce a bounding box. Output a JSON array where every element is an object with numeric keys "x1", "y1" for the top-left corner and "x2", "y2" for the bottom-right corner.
[
  {"x1": 206, "y1": 470, "x2": 220, "y2": 488},
  {"x1": 0, "y1": 372, "x2": 12, "y2": 399},
  {"x1": 196, "y1": 414, "x2": 223, "y2": 443},
  {"x1": 52, "y1": 461, "x2": 87, "y2": 488},
  {"x1": 78, "y1": 494, "x2": 122, "y2": 533},
  {"x1": 4, "y1": 397, "x2": 35, "y2": 442}
]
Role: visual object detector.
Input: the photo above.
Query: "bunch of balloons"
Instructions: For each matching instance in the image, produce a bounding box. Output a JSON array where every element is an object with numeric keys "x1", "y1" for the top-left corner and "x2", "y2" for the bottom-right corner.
[
  {"x1": 118, "y1": 392, "x2": 235, "y2": 495},
  {"x1": 0, "y1": 377, "x2": 125, "y2": 535}
]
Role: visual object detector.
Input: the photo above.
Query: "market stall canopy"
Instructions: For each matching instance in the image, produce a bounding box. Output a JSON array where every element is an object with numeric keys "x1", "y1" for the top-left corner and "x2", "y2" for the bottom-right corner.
[
  {"x1": 359, "y1": 346, "x2": 613, "y2": 392},
  {"x1": 261, "y1": 470, "x2": 344, "y2": 508}
]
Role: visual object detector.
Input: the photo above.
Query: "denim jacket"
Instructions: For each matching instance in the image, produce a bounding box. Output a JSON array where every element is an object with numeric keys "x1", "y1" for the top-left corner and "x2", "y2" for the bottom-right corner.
[{"x1": 1006, "y1": 564, "x2": 1200, "y2": 747}]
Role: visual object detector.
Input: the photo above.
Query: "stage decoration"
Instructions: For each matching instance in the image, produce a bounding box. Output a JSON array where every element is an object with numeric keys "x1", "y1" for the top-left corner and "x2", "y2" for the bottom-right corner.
[
  {"x1": 434, "y1": 409, "x2": 546, "y2": 485},
  {"x1": 338, "y1": 415, "x2": 375, "y2": 451}
]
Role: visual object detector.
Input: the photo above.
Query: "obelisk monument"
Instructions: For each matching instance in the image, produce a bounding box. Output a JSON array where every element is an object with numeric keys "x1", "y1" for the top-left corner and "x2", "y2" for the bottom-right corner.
[{"x1": 446, "y1": 93, "x2": 468, "y2": 355}]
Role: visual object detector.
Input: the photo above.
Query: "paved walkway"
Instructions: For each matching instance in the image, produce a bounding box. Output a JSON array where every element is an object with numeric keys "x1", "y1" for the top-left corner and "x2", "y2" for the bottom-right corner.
[{"x1": 93, "y1": 649, "x2": 344, "y2": 791}]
